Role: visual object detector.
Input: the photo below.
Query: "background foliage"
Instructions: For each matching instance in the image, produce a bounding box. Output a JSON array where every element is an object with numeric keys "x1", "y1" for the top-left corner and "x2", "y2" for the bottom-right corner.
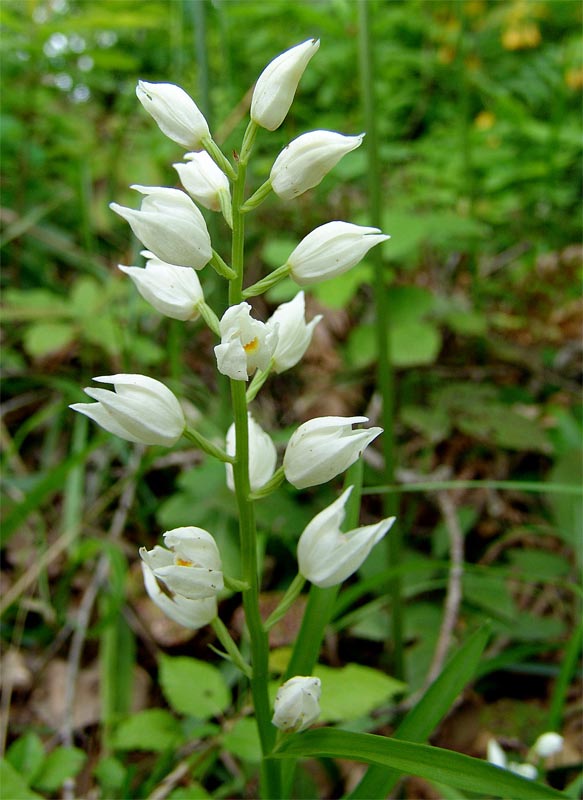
[{"x1": 1, "y1": 0, "x2": 581, "y2": 798}]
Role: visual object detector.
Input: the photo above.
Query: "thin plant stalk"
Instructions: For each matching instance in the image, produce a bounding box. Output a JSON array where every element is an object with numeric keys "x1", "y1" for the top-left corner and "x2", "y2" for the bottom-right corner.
[
  {"x1": 357, "y1": 0, "x2": 404, "y2": 680},
  {"x1": 228, "y1": 134, "x2": 279, "y2": 798}
]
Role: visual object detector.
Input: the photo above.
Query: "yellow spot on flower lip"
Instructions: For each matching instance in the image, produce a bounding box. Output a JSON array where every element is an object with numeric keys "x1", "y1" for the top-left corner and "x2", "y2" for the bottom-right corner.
[
  {"x1": 176, "y1": 558, "x2": 193, "y2": 567},
  {"x1": 243, "y1": 337, "x2": 259, "y2": 353}
]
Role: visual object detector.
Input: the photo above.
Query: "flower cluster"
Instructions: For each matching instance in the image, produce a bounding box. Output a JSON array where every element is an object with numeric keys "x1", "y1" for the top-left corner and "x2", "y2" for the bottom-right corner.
[{"x1": 72, "y1": 38, "x2": 393, "y2": 738}]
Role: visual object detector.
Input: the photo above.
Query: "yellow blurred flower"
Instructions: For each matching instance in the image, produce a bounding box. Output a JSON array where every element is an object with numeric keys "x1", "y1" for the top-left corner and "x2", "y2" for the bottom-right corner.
[
  {"x1": 475, "y1": 110, "x2": 496, "y2": 131},
  {"x1": 438, "y1": 45, "x2": 456, "y2": 65},
  {"x1": 565, "y1": 68, "x2": 583, "y2": 91},
  {"x1": 502, "y1": 22, "x2": 541, "y2": 50}
]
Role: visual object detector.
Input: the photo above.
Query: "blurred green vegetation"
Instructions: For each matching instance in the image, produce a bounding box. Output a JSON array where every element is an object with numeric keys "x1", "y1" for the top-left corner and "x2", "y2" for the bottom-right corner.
[{"x1": 1, "y1": 0, "x2": 581, "y2": 797}]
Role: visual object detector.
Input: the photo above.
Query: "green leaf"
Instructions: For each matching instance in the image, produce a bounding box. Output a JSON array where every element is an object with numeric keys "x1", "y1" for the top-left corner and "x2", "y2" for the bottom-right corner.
[
  {"x1": 222, "y1": 718, "x2": 262, "y2": 763},
  {"x1": 390, "y1": 321, "x2": 441, "y2": 367},
  {"x1": 111, "y1": 709, "x2": 184, "y2": 752},
  {"x1": 401, "y1": 405, "x2": 452, "y2": 443},
  {"x1": 547, "y1": 449, "x2": 583, "y2": 556},
  {"x1": 350, "y1": 626, "x2": 489, "y2": 799},
  {"x1": 168, "y1": 785, "x2": 212, "y2": 800},
  {"x1": 32, "y1": 747, "x2": 86, "y2": 792},
  {"x1": 273, "y1": 729, "x2": 563, "y2": 799},
  {"x1": 345, "y1": 325, "x2": 376, "y2": 369},
  {"x1": 314, "y1": 664, "x2": 405, "y2": 723},
  {"x1": 159, "y1": 655, "x2": 230, "y2": 720},
  {"x1": 0, "y1": 760, "x2": 43, "y2": 799},
  {"x1": 93, "y1": 756, "x2": 126, "y2": 794},
  {"x1": 24, "y1": 322, "x2": 75, "y2": 357},
  {"x1": 6, "y1": 733, "x2": 45, "y2": 785}
]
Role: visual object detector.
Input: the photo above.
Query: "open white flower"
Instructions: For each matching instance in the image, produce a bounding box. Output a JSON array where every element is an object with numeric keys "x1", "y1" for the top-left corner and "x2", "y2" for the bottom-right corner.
[
  {"x1": 119, "y1": 251, "x2": 204, "y2": 321},
  {"x1": 70, "y1": 374, "x2": 185, "y2": 447},
  {"x1": 487, "y1": 739, "x2": 538, "y2": 781},
  {"x1": 270, "y1": 130, "x2": 364, "y2": 200},
  {"x1": 214, "y1": 302, "x2": 278, "y2": 381},
  {"x1": 136, "y1": 80, "x2": 210, "y2": 149},
  {"x1": 298, "y1": 486, "x2": 395, "y2": 587},
  {"x1": 141, "y1": 562, "x2": 217, "y2": 629},
  {"x1": 225, "y1": 415, "x2": 277, "y2": 492},
  {"x1": 251, "y1": 39, "x2": 320, "y2": 131},
  {"x1": 272, "y1": 676, "x2": 321, "y2": 733},
  {"x1": 110, "y1": 186, "x2": 212, "y2": 269},
  {"x1": 287, "y1": 221, "x2": 389, "y2": 286},
  {"x1": 140, "y1": 527, "x2": 223, "y2": 600},
  {"x1": 266, "y1": 291, "x2": 322, "y2": 373},
  {"x1": 283, "y1": 416, "x2": 382, "y2": 489}
]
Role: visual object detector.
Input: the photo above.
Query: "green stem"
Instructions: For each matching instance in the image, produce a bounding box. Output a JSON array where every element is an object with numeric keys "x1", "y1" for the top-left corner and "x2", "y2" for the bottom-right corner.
[
  {"x1": 229, "y1": 149, "x2": 279, "y2": 799},
  {"x1": 249, "y1": 466, "x2": 285, "y2": 500},
  {"x1": 264, "y1": 574, "x2": 306, "y2": 632},
  {"x1": 211, "y1": 617, "x2": 252, "y2": 679},
  {"x1": 241, "y1": 178, "x2": 273, "y2": 213},
  {"x1": 363, "y1": 480, "x2": 583, "y2": 496},
  {"x1": 202, "y1": 135, "x2": 237, "y2": 181},
  {"x1": 358, "y1": 0, "x2": 403, "y2": 680},
  {"x1": 210, "y1": 249, "x2": 237, "y2": 280},
  {"x1": 183, "y1": 427, "x2": 234, "y2": 463},
  {"x1": 246, "y1": 361, "x2": 273, "y2": 403},
  {"x1": 243, "y1": 264, "x2": 291, "y2": 299}
]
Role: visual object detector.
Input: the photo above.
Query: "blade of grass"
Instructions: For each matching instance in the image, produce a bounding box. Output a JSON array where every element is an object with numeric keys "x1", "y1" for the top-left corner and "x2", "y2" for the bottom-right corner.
[
  {"x1": 357, "y1": 0, "x2": 403, "y2": 681},
  {"x1": 349, "y1": 625, "x2": 490, "y2": 799},
  {"x1": 273, "y1": 729, "x2": 563, "y2": 800}
]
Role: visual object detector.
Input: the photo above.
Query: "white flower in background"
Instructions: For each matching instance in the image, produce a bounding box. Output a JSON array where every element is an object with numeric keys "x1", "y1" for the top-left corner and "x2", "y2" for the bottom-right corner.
[
  {"x1": 140, "y1": 527, "x2": 223, "y2": 600},
  {"x1": 119, "y1": 251, "x2": 204, "y2": 321},
  {"x1": 283, "y1": 416, "x2": 382, "y2": 489},
  {"x1": 266, "y1": 291, "x2": 322, "y2": 373},
  {"x1": 174, "y1": 151, "x2": 230, "y2": 212},
  {"x1": 70, "y1": 374, "x2": 185, "y2": 447},
  {"x1": 270, "y1": 130, "x2": 364, "y2": 200},
  {"x1": 136, "y1": 80, "x2": 210, "y2": 149},
  {"x1": 272, "y1": 676, "x2": 321, "y2": 733},
  {"x1": 110, "y1": 186, "x2": 212, "y2": 269},
  {"x1": 287, "y1": 221, "x2": 390, "y2": 286},
  {"x1": 487, "y1": 739, "x2": 538, "y2": 780},
  {"x1": 225, "y1": 415, "x2": 277, "y2": 492},
  {"x1": 214, "y1": 302, "x2": 278, "y2": 381},
  {"x1": 298, "y1": 486, "x2": 395, "y2": 587},
  {"x1": 532, "y1": 732, "x2": 564, "y2": 758},
  {"x1": 251, "y1": 38, "x2": 320, "y2": 131},
  {"x1": 141, "y1": 562, "x2": 217, "y2": 629}
]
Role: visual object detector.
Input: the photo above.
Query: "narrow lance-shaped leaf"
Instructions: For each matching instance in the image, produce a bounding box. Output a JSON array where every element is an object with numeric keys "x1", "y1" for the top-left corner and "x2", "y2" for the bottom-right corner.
[{"x1": 272, "y1": 729, "x2": 564, "y2": 800}]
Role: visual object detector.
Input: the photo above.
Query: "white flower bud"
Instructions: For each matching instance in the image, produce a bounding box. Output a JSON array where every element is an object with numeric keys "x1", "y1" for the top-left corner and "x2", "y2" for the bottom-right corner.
[
  {"x1": 225, "y1": 414, "x2": 277, "y2": 492},
  {"x1": 287, "y1": 221, "x2": 389, "y2": 286},
  {"x1": 214, "y1": 302, "x2": 278, "y2": 381},
  {"x1": 140, "y1": 527, "x2": 223, "y2": 600},
  {"x1": 174, "y1": 151, "x2": 230, "y2": 212},
  {"x1": 110, "y1": 185, "x2": 212, "y2": 270},
  {"x1": 298, "y1": 486, "x2": 395, "y2": 587},
  {"x1": 141, "y1": 562, "x2": 217, "y2": 629},
  {"x1": 266, "y1": 291, "x2": 322, "y2": 373},
  {"x1": 136, "y1": 80, "x2": 210, "y2": 149},
  {"x1": 272, "y1": 676, "x2": 321, "y2": 733},
  {"x1": 283, "y1": 416, "x2": 382, "y2": 490},
  {"x1": 70, "y1": 374, "x2": 185, "y2": 447},
  {"x1": 270, "y1": 130, "x2": 364, "y2": 200},
  {"x1": 532, "y1": 732, "x2": 564, "y2": 758},
  {"x1": 251, "y1": 39, "x2": 320, "y2": 131},
  {"x1": 119, "y1": 252, "x2": 204, "y2": 321}
]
